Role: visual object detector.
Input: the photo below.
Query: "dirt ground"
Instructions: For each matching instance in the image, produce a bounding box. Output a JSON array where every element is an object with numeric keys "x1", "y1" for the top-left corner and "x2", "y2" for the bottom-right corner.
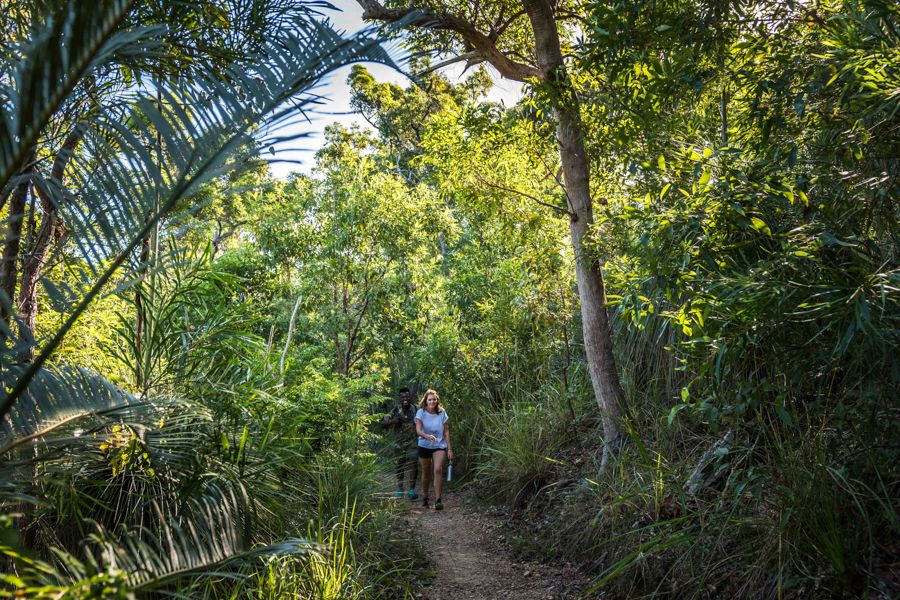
[{"x1": 404, "y1": 492, "x2": 590, "y2": 600}]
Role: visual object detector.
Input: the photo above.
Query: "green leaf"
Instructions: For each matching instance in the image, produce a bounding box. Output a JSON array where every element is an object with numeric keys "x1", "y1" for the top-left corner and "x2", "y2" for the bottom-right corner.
[
  {"x1": 658, "y1": 155, "x2": 666, "y2": 171},
  {"x1": 750, "y1": 217, "x2": 771, "y2": 235},
  {"x1": 667, "y1": 403, "x2": 689, "y2": 425},
  {"x1": 776, "y1": 405, "x2": 793, "y2": 427}
]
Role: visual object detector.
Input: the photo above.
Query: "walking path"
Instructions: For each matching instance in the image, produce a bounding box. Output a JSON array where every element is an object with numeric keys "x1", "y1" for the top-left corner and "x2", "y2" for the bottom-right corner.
[{"x1": 405, "y1": 492, "x2": 589, "y2": 600}]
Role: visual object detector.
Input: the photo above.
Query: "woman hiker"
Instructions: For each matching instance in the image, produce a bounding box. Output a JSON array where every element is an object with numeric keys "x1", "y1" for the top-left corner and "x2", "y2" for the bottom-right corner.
[{"x1": 415, "y1": 389, "x2": 453, "y2": 510}]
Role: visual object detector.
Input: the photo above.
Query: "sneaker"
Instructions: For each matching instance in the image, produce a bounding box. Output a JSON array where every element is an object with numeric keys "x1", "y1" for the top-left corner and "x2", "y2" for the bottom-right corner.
[
  {"x1": 434, "y1": 498, "x2": 443, "y2": 511},
  {"x1": 393, "y1": 489, "x2": 404, "y2": 498},
  {"x1": 422, "y1": 497, "x2": 429, "y2": 508},
  {"x1": 407, "y1": 488, "x2": 419, "y2": 500}
]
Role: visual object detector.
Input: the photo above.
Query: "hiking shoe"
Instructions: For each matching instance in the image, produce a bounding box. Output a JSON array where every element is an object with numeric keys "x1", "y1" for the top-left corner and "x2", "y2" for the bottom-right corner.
[
  {"x1": 393, "y1": 489, "x2": 404, "y2": 498},
  {"x1": 407, "y1": 488, "x2": 419, "y2": 500},
  {"x1": 434, "y1": 498, "x2": 443, "y2": 511},
  {"x1": 422, "y1": 497, "x2": 429, "y2": 508}
]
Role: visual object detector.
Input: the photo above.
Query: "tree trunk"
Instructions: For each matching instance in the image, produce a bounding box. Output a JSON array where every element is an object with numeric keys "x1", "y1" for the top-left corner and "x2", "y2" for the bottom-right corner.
[
  {"x1": 523, "y1": 0, "x2": 626, "y2": 462},
  {"x1": 134, "y1": 229, "x2": 151, "y2": 389},
  {"x1": 18, "y1": 130, "x2": 82, "y2": 362},
  {"x1": 354, "y1": 0, "x2": 629, "y2": 464},
  {"x1": 1, "y1": 152, "x2": 36, "y2": 331}
]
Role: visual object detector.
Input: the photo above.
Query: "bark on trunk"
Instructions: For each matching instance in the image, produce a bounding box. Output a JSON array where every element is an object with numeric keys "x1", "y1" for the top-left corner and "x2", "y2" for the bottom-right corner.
[
  {"x1": 1, "y1": 152, "x2": 36, "y2": 329},
  {"x1": 18, "y1": 130, "x2": 82, "y2": 362},
  {"x1": 134, "y1": 236, "x2": 149, "y2": 389},
  {"x1": 524, "y1": 0, "x2": 626, "y2": 461}
]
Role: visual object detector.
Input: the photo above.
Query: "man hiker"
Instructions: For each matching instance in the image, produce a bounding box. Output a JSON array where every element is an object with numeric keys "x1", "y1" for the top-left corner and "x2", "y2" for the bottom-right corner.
[{"x1": 381, "y1": 387, "x2": 419, "y2": 499}]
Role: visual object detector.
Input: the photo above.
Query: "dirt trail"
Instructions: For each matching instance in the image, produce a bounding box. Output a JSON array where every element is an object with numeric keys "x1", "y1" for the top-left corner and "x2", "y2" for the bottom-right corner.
[{"x1": 405, "y1": 492, "x2": 588, "y2": 600}]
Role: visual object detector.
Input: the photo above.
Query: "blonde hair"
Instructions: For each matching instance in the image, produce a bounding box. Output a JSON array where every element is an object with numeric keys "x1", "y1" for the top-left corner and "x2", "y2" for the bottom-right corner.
[{"x1": 419, "y1": 389, "x2": 442, "y2": 413}]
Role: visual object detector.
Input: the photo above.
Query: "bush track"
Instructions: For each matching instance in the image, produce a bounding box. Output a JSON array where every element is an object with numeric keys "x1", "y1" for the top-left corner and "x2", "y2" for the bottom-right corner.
[{"x1": 406, "y1": 491, "x2": 589, "y2": 600}]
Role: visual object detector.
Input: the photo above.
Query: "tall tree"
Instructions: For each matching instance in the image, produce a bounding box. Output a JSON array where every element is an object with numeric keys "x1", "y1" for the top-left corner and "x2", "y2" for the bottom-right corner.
[{"x1": 355, "y1": 0, "x2": 627, "y2": 462}]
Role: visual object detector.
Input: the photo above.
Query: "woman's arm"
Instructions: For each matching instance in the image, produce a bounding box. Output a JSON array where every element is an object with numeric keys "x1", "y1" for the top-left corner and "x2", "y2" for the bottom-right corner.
[
  {"x1": 416, "y1": 418, "x2": 437, "y2": 442},
  {"x1": 444, "y1": 422, "x2": 453, "y2": 460}
]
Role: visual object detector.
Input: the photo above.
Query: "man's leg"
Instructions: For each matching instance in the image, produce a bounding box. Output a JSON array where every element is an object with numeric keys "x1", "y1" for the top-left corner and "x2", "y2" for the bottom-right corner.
[
  {"x1": 394, "y1": 449, "x2": 405, "y2": 495},
  {"x1": 409, "y1": 453, "x2": 419, "y2": 490},
  {"x1": 405, "y1": 447, "x2": 420, "y2": 498}
]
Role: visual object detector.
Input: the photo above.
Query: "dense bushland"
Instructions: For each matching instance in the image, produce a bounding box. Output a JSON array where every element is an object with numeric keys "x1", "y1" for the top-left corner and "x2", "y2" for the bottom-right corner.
[
  {"x1": 1, "y1": 0, "x2": 897, "y2": 599},
  {"x1": 0, "y1": 1, "x2": 425, "y2": 597},
  {"x1": 354, "y1": 0, "x2": 899, "y2": 598}
]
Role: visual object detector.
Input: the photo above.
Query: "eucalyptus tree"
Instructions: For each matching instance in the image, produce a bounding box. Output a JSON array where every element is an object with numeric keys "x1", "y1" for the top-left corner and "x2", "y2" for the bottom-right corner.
[
  {"x1": 416, "y1": 101, "x2": 577, "y2": 395},
  {"x1": 282, "y1": 125, "x2": 448, "y2": 377},
  {"x1": 354, "y1": 0, "x2": 628, "y2": 463}
]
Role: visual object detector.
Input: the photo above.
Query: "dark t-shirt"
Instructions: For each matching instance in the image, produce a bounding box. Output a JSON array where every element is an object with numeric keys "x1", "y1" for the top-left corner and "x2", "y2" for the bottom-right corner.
[{"x1": 387, "y1": 404, "x2": 417, "y2": 447}]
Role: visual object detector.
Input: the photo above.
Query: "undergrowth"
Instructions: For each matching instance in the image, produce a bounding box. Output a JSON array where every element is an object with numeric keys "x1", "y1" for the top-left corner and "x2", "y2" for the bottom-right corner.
[
  {"x1": 472, "y1": 401, "x2": 897, "y2": 599},
  {"x1": 202, "y1": 441, "x2": 429, "y2": 599},
  {"x1": 460, "y1": 312, "x2": 898, "y2": 599}
]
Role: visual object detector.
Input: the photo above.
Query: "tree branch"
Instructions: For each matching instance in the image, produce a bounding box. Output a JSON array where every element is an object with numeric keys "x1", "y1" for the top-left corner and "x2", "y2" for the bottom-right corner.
[
  {"x1": 473, "y1": 171, "x2": 573, "y2": 218},
  {"x1": 278, "y1": 295, "x2": 302, "y2": 382},
  {"x1": 415, "y1": 50, "x2": 482, "y2": 76},
  {"x1": 355, "y1": 0, "x2": 541, "y2": 82},
  {"x1": 492, "y1": 8, "x2": 527, "y2": 39}
]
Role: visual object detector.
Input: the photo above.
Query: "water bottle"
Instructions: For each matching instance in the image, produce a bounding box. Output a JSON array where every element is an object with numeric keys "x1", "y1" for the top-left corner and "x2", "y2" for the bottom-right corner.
[{"x1": 447, "y1": 461, "x2": 453, "y2": 481}]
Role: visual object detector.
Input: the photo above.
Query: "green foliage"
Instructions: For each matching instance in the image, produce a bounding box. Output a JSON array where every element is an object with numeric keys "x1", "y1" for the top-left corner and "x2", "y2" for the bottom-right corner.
[
  {"x1": 476, "y1": 398, "x2": 571, "y2": 506},
  {"x1": 0, "y1": 1, "x2": 413, "y2": 598},
  {"x1": 2, "y1": 0, "x2": 896, "y2": 597},
  {"x1": 345, "y1": 1, "x2": 897, "y2": 597},
  {"x1": 502, "y1": 0, "x2": 900, "y2": 596}
]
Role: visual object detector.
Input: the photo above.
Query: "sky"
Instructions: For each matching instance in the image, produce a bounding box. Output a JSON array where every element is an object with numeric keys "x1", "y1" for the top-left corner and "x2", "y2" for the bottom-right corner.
[{"x1": 266, "y1": 0, "x2": 523, "y2": 179}]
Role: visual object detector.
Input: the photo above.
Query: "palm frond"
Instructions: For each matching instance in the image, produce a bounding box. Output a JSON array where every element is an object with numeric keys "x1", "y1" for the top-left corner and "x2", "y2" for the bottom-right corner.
[
  {"x1": 84, "y1": 484, "x2": 316, "y2": 591},
  {"x1": 0, "y1": 2, "x2": 396, "y2": 420},
  {"x1": 0, "y1": 0, "x2": 158, "y2": 190},
  {"x1": 6, "y1": 480, "x2": 317, "y2": 595},
  {"x1": 102, "y1": 241, "x2": 268, "y2": 397},
  {"x1": 0, "y1": 365, "x2": 139, "y2": 456}
]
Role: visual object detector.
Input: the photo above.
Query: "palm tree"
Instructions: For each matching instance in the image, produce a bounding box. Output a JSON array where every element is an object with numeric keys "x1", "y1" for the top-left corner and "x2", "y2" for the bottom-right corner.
[{"x1": 0, "y1": 0, "x2": 394, "y2": 594}]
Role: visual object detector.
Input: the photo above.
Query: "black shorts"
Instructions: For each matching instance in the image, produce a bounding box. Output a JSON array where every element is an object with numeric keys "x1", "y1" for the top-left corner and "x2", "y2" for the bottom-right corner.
[{"x1": 418, "y1": 446, "x2": 447, "y2": 459}]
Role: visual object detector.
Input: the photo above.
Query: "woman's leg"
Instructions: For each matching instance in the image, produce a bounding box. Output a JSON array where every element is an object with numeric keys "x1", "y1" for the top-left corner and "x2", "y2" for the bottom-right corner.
[
  {"x1": 420, "y1": 458, "x2": 432, "y2": 500},
  {"x1": 432, "y1": 450, "x2": 446, "y2": 500}
]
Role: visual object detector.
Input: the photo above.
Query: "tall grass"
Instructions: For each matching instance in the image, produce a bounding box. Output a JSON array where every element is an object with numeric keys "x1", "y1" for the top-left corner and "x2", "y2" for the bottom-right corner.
[
  {"x1": 245, "y1": 503, "x2": 371, "y2": 600},
  {"x1": 219, "y1": 440, "x2": 427, "y2": 599},
  {"x1": 472, "y1": 387, "x2": 580, "y2": 505}
]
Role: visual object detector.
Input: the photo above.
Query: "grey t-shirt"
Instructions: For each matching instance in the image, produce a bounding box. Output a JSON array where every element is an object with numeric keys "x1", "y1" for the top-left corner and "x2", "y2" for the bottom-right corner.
[{"x1": 415, "y1": 408, "x2": 449, "y2": 449}]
